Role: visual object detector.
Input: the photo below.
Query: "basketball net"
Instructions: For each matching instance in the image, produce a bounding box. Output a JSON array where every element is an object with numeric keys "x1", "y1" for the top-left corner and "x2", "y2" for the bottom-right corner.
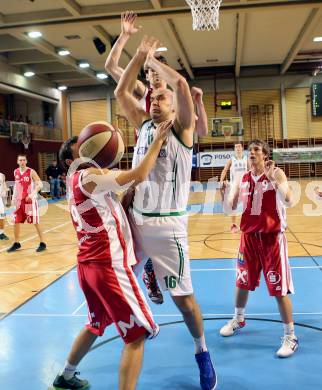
[
  {"x1": 185, "y1": 0, "x2": 222, "y2": 31},
  {"x1": 21, "y1": 135, "x2": 31, "y2": 150}
]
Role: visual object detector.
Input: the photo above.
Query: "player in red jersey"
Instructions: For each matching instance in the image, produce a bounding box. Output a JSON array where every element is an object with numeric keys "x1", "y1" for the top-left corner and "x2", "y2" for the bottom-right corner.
[
  {"x1": 0, "y1": 172, "x2": 9, "y2": 240},
  {"x1": 7, "y1": 154, "x2": 46, "y2": 253},
  {"x1": 220, "y1": 140, "x2": 298, "y2": 358},
  {"x1": 52, "y1": 120, "x2": 171, "y2": 390}
]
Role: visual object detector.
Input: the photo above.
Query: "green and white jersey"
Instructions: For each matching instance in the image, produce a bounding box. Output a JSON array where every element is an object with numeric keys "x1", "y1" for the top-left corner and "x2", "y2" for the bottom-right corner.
[
  {"x1": 230, "y1": 155, "x2": 248, "y2": 184},
  {"x1": 0, "y1": 173, "x2": 5, "y2": 197},
  {"x1": 132, "y1": 119, "x2": 192, "y2": 216}
]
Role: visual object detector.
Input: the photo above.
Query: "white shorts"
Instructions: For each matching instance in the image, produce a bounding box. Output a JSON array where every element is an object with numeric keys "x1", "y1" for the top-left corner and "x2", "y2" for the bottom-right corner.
[
  {"x1": 0, "y1": 197, "x2": 5, "y2": 219},
  {"x1": 128, "y1": 209, "x2": 193, "y2": 296}
]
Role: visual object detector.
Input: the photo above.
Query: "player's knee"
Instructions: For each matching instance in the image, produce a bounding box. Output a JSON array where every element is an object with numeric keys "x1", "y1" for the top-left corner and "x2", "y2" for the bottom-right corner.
[
  {"x1": 174, "y1": 295, "x2": 196, "y2": 315},
  {"x1": 126, "y1": 334, "x2": 145, "y2": 350}
]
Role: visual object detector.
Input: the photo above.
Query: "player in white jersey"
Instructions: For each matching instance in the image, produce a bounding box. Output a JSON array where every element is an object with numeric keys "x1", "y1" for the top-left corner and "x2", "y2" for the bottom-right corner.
[
  {"x1": 115, "y1": 35, "x2": 217, "y2": 390},
  {"x1": 220, "y1": 143, "x2": 249, "y2": 233},
  {"x1": 0, "y1": 172, "x2": 9, "y2": 240},
  {"x1": 106, "y1": 11, "x2": 209, "y2": 305}
]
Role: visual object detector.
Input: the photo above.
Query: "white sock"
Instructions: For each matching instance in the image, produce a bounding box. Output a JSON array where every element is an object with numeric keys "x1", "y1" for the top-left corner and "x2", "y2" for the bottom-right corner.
[
  {"x1": 61, "y1": 361, "x2": 77, "y2": 380},
  {"x1": 234, "y1": 307, "x2": 245, "y2": 322},
  {"x1": 0, "y1": 229, "x2": 3, "y2": 234},
  {"x1": 194, "y1": 334, "x2": 208, "y2": 354},
  {"x1": 283, "y1": 322, "x2": 295, "y2": 338}
]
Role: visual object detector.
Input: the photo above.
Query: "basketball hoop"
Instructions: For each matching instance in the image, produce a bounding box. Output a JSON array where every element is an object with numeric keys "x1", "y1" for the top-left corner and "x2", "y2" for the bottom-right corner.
[
  {"x1": 21, "y1": 135, "x2": 31, "y2": 150},
  {"x1": 185, "y1": 0, "x2": 222, "y2": 31}
]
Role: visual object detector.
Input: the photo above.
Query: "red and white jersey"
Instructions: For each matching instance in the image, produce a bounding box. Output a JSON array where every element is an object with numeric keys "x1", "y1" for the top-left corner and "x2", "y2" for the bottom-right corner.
[
  {"x1": 14, "y1": 167, "x2": 33, "y2": 201},
  {"x1": 240, "y1": 170, "x2": 287, "y2": 233},
  {"x1": 138, "y1": 87, "x2": 152, "y2": 113},
  {"x1": 67, "y1": 170, "x2": 137, "y2": 266}
]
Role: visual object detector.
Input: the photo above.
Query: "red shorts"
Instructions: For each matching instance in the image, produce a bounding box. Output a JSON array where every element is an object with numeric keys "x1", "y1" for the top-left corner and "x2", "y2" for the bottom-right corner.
[
  {"x1": 236, "y1": 232, "x2": 294, "y2": 297},
  {"x1": 13, "y1": 199, "x2": 39, "y2": 224},
  {"x1": 77, "y1": 261, "x2": 157, "y2": 343}
]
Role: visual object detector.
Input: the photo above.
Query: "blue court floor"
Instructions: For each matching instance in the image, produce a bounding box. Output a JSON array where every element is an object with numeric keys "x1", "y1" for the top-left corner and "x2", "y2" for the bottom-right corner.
[{"x1": 1, "y1": 256, "x2": 322, "y2": 389}]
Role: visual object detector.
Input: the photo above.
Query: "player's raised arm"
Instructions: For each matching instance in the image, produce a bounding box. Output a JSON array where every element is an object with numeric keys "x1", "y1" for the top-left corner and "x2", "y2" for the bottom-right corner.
[
  {"x1": 30, "y1": 169, "x2": 43, "y2": 198},
  {"x1": 220, "y1": 159, "x2": 232, "y2": 187},
  {"x1": 264, "y1": 162, "x2": 293, "y2": 206},
  {"x1": 104, "y1": 11, "x2": 146, "y2": 99},
  {"x1": 82, "y1": 120, "x2": 172, "y2": 194},
  {"x1": 191, "y1": 87, "x2": 208, "y2": 136},
  {"x1": 144, "y1": 49, "x2": 195, "y2": 146},
  {"x1": 114, "y1": 36, "x2": 159, "y2": 128}
]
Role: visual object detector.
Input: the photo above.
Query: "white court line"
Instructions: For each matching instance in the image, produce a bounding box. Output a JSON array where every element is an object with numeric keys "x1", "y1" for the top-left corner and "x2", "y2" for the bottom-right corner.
[
  {"x1": 9, "y1": 311, "x2": 322, "y2": 318},
  {"x1": 0, "y1": 270, "x2": 72, "y2": 274},
  {"x1": 191, "y1": 265, "x2": 322, "y2": 272},
  {"x1": 72, "y1": 300, "x2": 86, "y2": 315},
  {"x1": 0, "y1": 265, "x2": 321, "y2": 274},
  {"x1": 0, "y1": 221, "x2": 72, "y2": 254}
]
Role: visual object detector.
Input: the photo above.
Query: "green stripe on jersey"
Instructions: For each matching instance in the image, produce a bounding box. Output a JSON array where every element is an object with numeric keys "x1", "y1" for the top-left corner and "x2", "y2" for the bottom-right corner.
[{"x1": 133, "y1": 206, "x2": 187, "y2": 217}]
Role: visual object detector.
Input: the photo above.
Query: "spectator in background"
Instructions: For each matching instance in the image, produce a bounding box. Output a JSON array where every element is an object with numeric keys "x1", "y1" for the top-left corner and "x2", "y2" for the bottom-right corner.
[
  {"x1": 45, "y1": 160, "x2": 62, "y2": 199},
  {"x1": 0, "y1": 113, "x2": 4, "y2": 131},
  {"x1": 60, "y1": 172, "x2": 66, "y2": 196},
  {"x1": 46, "y1": 117, "x2": 54, "y2": 128},
  {"x1": 17, "y1": 114, "x2": 24, "y2": 123}
]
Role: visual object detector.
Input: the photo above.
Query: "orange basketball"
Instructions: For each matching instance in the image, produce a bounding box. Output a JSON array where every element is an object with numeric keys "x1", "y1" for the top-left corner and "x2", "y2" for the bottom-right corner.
[{"x1": 77, "y1": 121, "x2": 124, "y2": 168}]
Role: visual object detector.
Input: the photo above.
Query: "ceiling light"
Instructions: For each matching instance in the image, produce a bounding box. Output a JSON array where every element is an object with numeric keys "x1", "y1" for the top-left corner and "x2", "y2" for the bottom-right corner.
[
  {"x1": 58, "y1": 49, "x2": 70, "y2": 56},
  {"x1": 27, "y1": 31, "x2": 42, "y2": 38},
  {"x1": 58, "y1": 85, "x2": 68, "y2": 91},
  {"x1": 313, "y1": 36, "x2": 322, "y2": 42},
  {"x1": 96, "y1": 72, "x2": 108, "y2": 79},
  {"x1": 156, "y1": 47, "x2": 168, "y2": 52},
  {"x1": 24, "y1": 71, "x2": 35, "y2": 77},
  {"x1": 78, "y1": 61, "x2": 90, "y2": 69}
]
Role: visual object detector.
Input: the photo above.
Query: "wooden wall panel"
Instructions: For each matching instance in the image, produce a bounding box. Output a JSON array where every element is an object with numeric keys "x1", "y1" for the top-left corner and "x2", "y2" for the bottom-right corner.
[
  {"x1": 70, "y1": 100, "x2": 107, "y2": 136},
  {"x1": 110, "y1": 98, "x2": 136, "y2": 146},
  {"x1": 241, "y1": 89, "x2": 282, "y2": 140},
  {"x1": 285, "y1": 87, "x2": 322, "y2": 139}
]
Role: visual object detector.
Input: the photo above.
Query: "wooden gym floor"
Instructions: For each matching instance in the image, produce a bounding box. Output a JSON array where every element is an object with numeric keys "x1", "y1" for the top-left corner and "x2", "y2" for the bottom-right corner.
[{"x1": 1, "y1": 179, "x2": 322, "y2": 318}]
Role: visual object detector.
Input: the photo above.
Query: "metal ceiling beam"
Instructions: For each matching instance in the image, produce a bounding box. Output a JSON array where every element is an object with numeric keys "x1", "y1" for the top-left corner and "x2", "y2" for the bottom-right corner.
[
  {"x1": 150, "y1": 0, "x2": 193, "y2": 79},
  {"x1": 60, "y1": 0, "x2": 112, "y2": 54},
  {"x1": 3, "y1": 9, "x2": 71, "y2": 25},
  {"x1": 25, "y1": 62, "x2": 75, "y2": 74},
  {"x1": 48, "y1": 72, "x2": 94, "y2": 81},
  {"x1": 235, "y1": 13, "x2": 247, "y2": 77},
  {"x1": 8, "y1": 50, "x2": 56, "y2": 65},
  {"x1": 281, "y1": 7, "x2": 322, "y2": 74},
  {"x1": 10, "y1": 32, "x2": 108, "y2": 85},
  {"x1": 0, "y1": 35, "x2": 34, "y2": 52},
  {"x1": 163, "y1": 19, "x2": 194, "y2": 79},
  {"x1": 150, "y1": 0, "x2": 162, "y2": 9},
  {"x1": 81, "y1": 2, "x2": 151, "y2": 16},
  {"x1": 60, "y1": 0, "x2": 82, "y2": 17},
  {"x1": 0, "y1": 1, "x2": 321, "y2": 31},
  {"x1": 235, "y1": 0, "x2": 248, "y2": 77}
]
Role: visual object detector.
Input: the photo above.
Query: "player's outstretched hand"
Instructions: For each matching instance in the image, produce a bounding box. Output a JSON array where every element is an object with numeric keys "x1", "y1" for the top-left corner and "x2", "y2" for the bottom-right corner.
[
  {"x1": 138, "y1": 36, "x2": 160, "y2": 57},
  {"x1": 264, "y1": 160, "x2": 276, "y2": 181},
  {"x1": 121, "y1": 11, "x2": 142, "y2": 35},
  {"x1": 191, "y1": 86, "x2": 203, "y2": 103},
  {"x1": 154, "y1": 120, "x2": 172, "y2": 142}
]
